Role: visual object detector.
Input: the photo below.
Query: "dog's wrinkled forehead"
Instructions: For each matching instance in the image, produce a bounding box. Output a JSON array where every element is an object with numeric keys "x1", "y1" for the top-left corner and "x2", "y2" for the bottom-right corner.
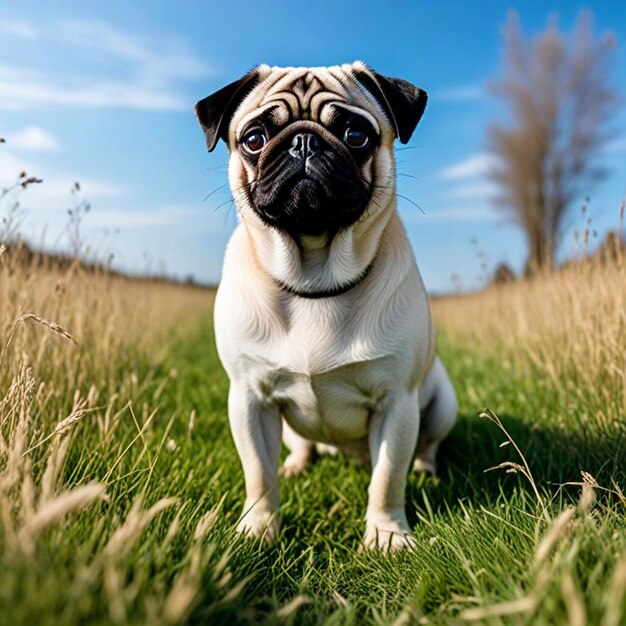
[
  {"x1": 195, "y1": 61, "x2": 428, "y2": 153},
  {"x1": 232, "y1": 63, "x2": 386, "y2": 138}
]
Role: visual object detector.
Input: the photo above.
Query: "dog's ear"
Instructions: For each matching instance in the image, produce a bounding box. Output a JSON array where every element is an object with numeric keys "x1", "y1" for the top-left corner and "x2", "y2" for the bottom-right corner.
[
  {"x1": 195, "y1": 69, "x2": 261, "y2": 152},
  {"x1": 354, "y1": 68, "x2": 428, "y2": 144}
]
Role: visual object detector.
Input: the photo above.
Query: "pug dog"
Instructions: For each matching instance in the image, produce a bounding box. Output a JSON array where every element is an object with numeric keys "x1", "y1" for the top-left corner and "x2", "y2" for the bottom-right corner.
[{"x1": 195, "y1": 62, "x2": 457, "y2": 551}]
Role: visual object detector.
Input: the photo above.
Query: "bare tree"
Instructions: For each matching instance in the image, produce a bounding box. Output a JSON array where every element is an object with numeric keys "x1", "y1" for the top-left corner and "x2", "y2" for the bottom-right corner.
[{"x1": 488, "y1": 11, "x2": 617, "y2": 272}]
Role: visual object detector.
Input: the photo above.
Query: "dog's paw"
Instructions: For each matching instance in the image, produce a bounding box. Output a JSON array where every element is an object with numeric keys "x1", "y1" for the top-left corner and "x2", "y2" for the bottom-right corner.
[
  {"x1": 412, "y1": 456, "x2": 437, "y2": 475},
  {"x1": 236, "y1": 509, "x2": 278, "y2": 543},
  {"x1": 362, "y1": 513, "x2": 416, "y2": 552},
  {"x1": 315, "y1": 443, "x2": 340, "y2": 456},
  {"x1": 279, "y1": 452, "x2": 311, "y2": 478}
]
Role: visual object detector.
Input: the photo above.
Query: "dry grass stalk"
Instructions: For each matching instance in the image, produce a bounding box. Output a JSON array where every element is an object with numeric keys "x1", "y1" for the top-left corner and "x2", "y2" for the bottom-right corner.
[
  {"x1": 162, "y1": 499, "x2": 229, "y2": 624},
  {"x1": 163, "y1": 540, "x2": 203, "y2": 622},
  {"x1": 187, "y1": 409, "x2": 196, "y2": 438},
  {"x1": 276, "y1": 595, "x2": 310, "y2": 619},
  {"x1": 18, "y1": 312, "x2": 79, "y2": 345},
  {"x1": 481, "y1": 408, "x2": 549, "y2": 519},
  {"x1": 460, "y1": 596, "x2": 537, "y2": 621},
  {"x1": 604, "y1": 556, "x2": 626, "y2": 626},
  {"x1": 193, "y1": 493, "x2": 227, "y2": 541},
  {"x1": 561, "y1": 572, "x2": 587, "y2": 626},
  {"x1": 534, "y1": 508, "x2": 577, "y2": 569},
  {"x1": 23, "y1": 483, "x2": 105, "y2": 536},
  {"x1": 104, "y1": 496, "x2": 179, "y2": 559}
]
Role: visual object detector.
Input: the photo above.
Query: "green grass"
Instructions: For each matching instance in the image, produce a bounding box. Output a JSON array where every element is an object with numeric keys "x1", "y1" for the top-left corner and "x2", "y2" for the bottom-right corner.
[{"x1": 1, "y1": 320, "x2": 625, "y2": 625}]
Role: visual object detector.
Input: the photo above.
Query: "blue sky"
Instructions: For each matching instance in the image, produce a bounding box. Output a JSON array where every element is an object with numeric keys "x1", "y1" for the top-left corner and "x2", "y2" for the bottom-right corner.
[{"x1": 1, "y1": 0, "x2": 625, "y2": 292}]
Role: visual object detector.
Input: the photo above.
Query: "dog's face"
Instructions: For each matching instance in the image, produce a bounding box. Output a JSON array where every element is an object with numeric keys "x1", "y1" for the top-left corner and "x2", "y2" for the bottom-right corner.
[{"x1": 196, "y1": 62, "x2": 427, "y2": 239}]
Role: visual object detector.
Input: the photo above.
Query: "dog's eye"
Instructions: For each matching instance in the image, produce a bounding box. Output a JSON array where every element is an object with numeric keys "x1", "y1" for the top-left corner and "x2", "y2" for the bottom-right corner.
[
  {"x1": 343, "y1": 126, "x2": 369, "y2": 149},
  {"x1": 242, "y1": 130, "x2": 267, "y2": 154}
]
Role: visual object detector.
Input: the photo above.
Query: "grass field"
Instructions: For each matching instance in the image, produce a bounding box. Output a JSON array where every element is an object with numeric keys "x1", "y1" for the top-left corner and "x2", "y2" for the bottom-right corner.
[{"x1": 1, "y1": 242, "x2": 625, "y2": 625}]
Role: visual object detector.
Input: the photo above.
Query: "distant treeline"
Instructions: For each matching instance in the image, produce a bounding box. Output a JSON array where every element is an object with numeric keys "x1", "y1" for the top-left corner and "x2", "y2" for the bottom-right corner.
[{"x1": 0, "y1": 240, "x2": 217, "y2": 291}]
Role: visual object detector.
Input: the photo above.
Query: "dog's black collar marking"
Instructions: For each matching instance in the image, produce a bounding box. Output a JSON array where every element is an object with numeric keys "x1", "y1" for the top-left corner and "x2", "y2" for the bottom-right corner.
[{"x1": 274, "y1": 259, "x2": 375, "y2": 299}]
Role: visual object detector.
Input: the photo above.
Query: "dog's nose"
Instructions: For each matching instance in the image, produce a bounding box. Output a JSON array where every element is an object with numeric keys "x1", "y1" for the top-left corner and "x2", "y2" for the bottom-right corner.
[{"x1": 289, "y1": 133, "x2": 321, "y2": 160}]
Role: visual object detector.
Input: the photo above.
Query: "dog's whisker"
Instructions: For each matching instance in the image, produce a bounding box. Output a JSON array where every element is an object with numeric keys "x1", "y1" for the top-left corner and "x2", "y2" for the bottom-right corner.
[
  {"x1": 203, "y1": 182, "x2": 232, "y2": 201},
  {"x1": 396, "y1": 193, "x2": 426, "y2": 215},
  {"x1": 212, "y1": 197, "x2": 236, "y2": 213},
  {"x1": 223, "y1": 202, "x2": 236, "y2": 227},
  {"x1": 363, "y1": 175, "x2": 427, "y2": 214},
  {"x1": 204, "y1": 180, "x2": 255, "y2": 204}
]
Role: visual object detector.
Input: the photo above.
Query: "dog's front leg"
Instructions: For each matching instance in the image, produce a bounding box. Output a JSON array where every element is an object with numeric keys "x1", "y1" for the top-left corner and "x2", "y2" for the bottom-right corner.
[
  {"x1": 364, "y1": 390, "x2": 419, "y2": 552},
  {"x1": 228, "y1": 383, "x2": 282, "y2": 542}
]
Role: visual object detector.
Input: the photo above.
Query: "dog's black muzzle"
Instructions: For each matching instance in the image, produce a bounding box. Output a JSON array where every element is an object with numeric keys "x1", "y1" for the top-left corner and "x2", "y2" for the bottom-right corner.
[{"x1": 250, "y1": 121, "x2": 370, "y2": 237}]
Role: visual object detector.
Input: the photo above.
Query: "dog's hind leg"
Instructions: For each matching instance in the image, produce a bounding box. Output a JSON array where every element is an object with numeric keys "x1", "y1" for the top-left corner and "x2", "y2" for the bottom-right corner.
[
  {"x1": 280, "y1": 420, "x2": 316, "y2": 477},
  {"x1": 413, "y1": 357, "x2": 457, "y2": 475}
]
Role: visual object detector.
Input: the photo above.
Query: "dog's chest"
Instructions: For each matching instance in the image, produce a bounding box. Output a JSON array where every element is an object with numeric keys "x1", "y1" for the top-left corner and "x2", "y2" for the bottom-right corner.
[
  {"x1": 242, "y1": 351, "x2": 395, "y2": 443},
  {"x1": 236, "y1": 299, "x2": 399, "y2": 443}
]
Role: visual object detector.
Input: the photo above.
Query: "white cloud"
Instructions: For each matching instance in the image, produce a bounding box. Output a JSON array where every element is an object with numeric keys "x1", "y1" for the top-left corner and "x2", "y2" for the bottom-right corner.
[
  {"x1": 439, "y1": 153, "x2": 494, "y2": 181},
  {"x1": 0, "y1": 18, "x2": 38, "y2": 39},
  {"x1": 436, "y1": 153, "x2": 499, "y2": 205},
  {"x1": 7, "y1": 126, "x2": 59, "y2": 152},
  {"x1": 59, "y1": 19, "x2": 207, "y2": 81},
  {"x1": 446, "y1": 181, "x2": 496, "y2": 200},
  {"x1": 436, "y1": 85, "x2": 485, "y2": 102},
  {"x1": 0, "y1": 71, "x2": 188, "y2": 111},
  {"x1": 0, "y1": 18, "x2": 209, "y2": 112}
]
